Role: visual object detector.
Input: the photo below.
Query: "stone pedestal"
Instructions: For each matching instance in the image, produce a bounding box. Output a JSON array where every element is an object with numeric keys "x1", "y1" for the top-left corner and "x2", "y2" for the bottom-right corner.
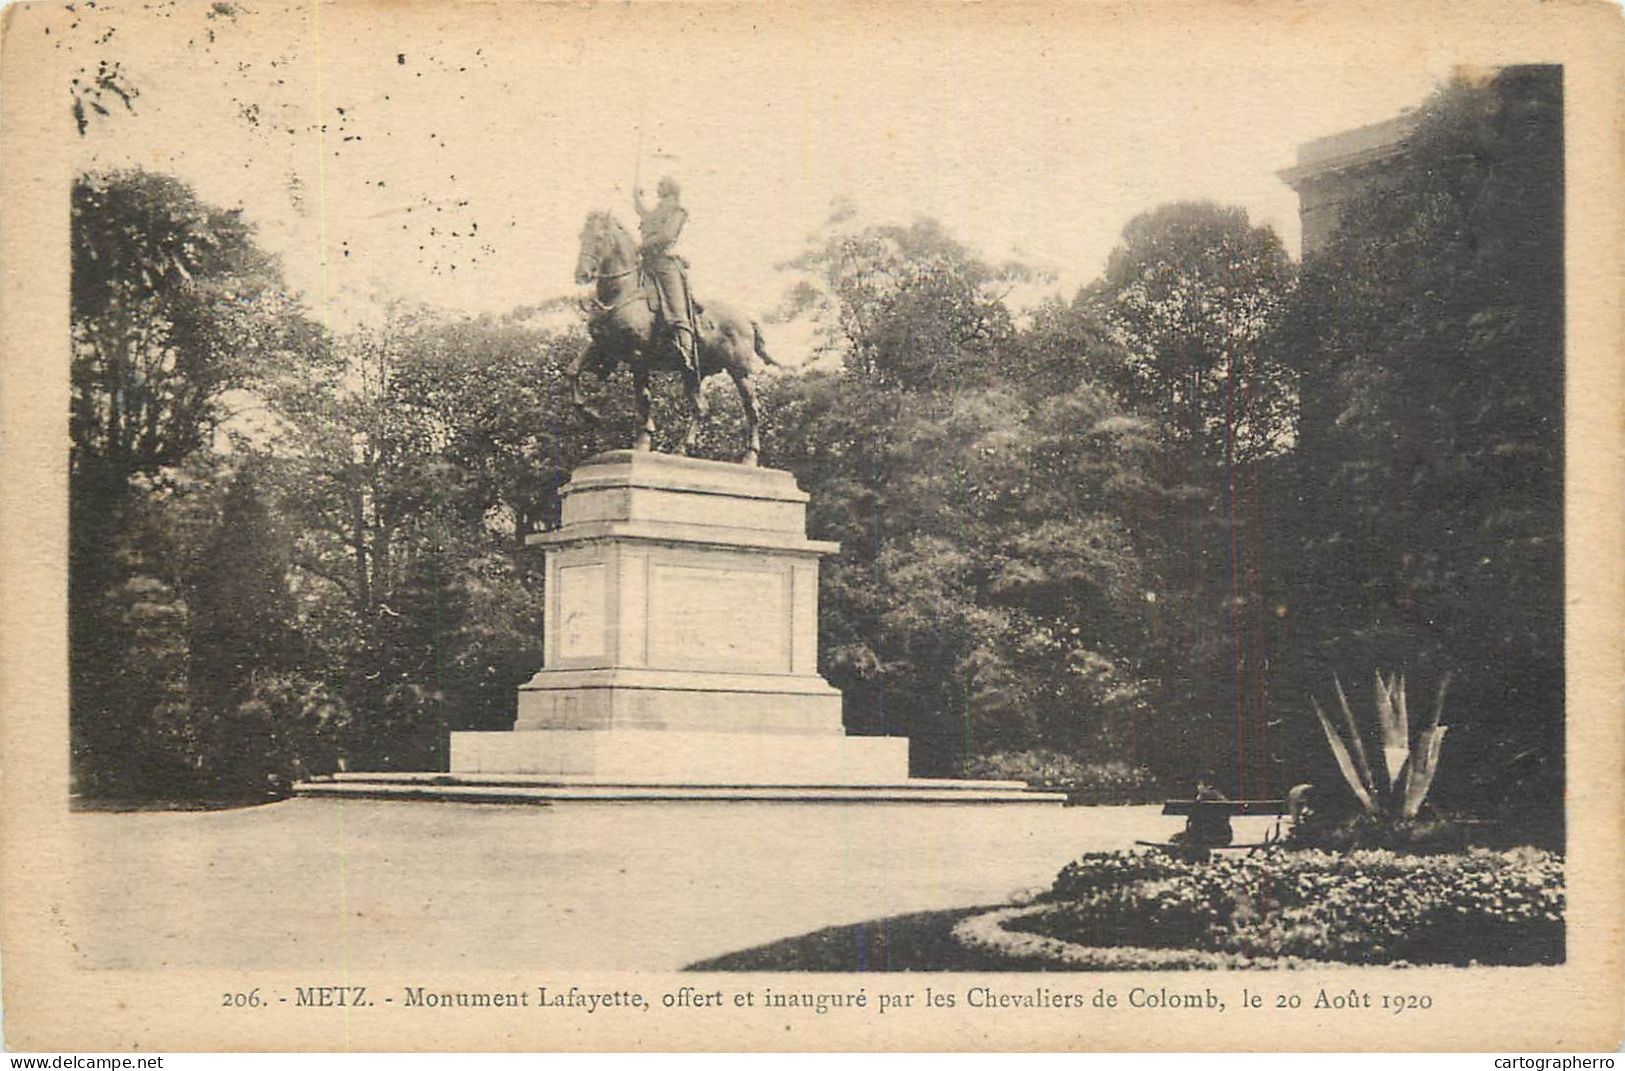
[{"x1": 449, "y1": 450, "x2": 910, "y2": 784}]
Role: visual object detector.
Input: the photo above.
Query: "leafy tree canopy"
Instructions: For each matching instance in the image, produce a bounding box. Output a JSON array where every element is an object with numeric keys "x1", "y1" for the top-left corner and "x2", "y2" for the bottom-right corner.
[
  {"x1": 71, "y1": 168, "x2": 323, "y2": 482},
  {"x1": 1082, "y1": 201, "x2": 1297, "y2": 467}
]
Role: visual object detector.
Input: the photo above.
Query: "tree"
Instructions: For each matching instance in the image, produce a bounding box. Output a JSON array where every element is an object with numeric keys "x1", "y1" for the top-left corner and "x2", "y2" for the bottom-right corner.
[
  {"x1": 261, "y1": 309, "x2": 574, "y2": 771},
  {"x1": 69, "y1": 169, "x2": 323, "y2": 799},
  {"x1": 1080, "y1": 204, "x2": 1298, "y2": 794},
  {"x1": 72, "y1": 567, "x2": 195, "y2": 799},
  {"x1": 780, "y1": 215, "x2": 1024, "y2": 392},
  {"x1": 1083, "y1": 202, "x2": 1297, "y2": 467},
  {"x1": 71, "y1": 169, "x2": 321, "y2": 486},
  {"x1": 769, "y1": 219, "x2": 1024, "y2": 771},
  {"x1": 185, "y1": 465, "x2": 309, "y2": 794},
  {"x1": 189, "y1": 468, "x2": 298, "y2": 708},
  {"x1": 767, "y1": 218, "x2": 1170, "y2": 778},
  {"x1": 989, "y1": 380, "x2": 1168, "y2": 765}
]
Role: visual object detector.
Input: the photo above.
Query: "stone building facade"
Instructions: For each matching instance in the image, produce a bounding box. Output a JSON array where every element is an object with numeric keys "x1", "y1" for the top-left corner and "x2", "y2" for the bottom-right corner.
[{"x1": 1278, "y1": 111, "x2": 1419, "y2": 257}]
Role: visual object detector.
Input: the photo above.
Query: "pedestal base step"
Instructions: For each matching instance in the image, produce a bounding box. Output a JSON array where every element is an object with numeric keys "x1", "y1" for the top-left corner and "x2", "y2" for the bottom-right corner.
[
  {"x1": 450, "y1": 729, "x2": 912, "y2": 784},
  {"x1": 292, "y1": 772, "x2": 1067, "y2": 805}
]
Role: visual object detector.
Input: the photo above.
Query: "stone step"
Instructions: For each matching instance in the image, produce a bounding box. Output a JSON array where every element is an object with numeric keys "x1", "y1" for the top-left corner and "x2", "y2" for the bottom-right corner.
[
  {"x1": 292, "y1": 775, "x2": 1067, "y2": 805},
  {"x1": 331, "y1": 770, "x2": 1033, "y2": 790}
]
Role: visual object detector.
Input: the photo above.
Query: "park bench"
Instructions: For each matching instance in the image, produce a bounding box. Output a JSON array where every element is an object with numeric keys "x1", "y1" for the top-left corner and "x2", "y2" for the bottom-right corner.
[{"x1": 1135, "y1": 795, "x2": 1301, "y2": 860}]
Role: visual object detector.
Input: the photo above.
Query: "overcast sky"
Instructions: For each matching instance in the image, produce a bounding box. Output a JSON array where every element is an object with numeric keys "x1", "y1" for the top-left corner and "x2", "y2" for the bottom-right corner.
[{"x1": 58, "y1": 2, "x2": 1457, "y2": 334}]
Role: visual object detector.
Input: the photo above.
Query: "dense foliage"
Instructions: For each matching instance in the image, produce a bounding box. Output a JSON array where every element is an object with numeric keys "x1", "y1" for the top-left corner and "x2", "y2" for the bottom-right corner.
[
  {"x1": 1276, "y1": 67, "x2": 1564, "y2": 826},
  {"x1": 963, "y1": 752, "x2": 1159, "y2": 802},
  {"x1": 753, "y1": 219, "x2": 1180, "y2": 774},
  {"x1": 1078, "y1": 204, "x2": 1299, "y2": 796},
  {"x1": 980, "y1": 847, "x2": 1563, "y2": 967},
  {"x1": 69, "y1": 68, "x2": 1563, "y2": 817},
  {"x1": 70, "y1": 169, "x2": 326, "y2": 798}
]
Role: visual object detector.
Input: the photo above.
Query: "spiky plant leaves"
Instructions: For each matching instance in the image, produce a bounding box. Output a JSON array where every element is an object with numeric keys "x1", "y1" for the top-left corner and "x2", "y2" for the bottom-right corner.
[
  {"x1": 1374, "y1": 670, "x2": 1403, "y2": 751},
  {"x1": 1381, "y1": 674, "x2": 1412, "y2": 797},
  {"x1": 1395, "y1": 672, "x2": 1410, "y2": 743},
  {"x1": 1424, "y1": 673, "x2": 1452, "y2": 734},
  {"x1": 1312, "y1": 695, "x2": 1379, "y2": 815},
  {"x1": 1382, "y1": 746, "x2": 1411, "y2": 791},
  {"x1": 1403, "y1": 725, "x2": 1449, "y2": 818},
  {"x1": 1332, "y1": 674, "x2": 1376, "y2": 795},
  {"x1": 1313, "y1": 670, "x2": 1452, "y2": 821}
]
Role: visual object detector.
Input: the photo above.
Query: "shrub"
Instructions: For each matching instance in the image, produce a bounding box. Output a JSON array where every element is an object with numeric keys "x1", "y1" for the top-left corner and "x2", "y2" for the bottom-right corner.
[
  {"x1": 1286, "y1": 809, "x2": 1476, "y2": 853},
  {"x1": 965, "y1": 750, "x2": 1160, "y2": 802},
  {"x1": 1009, "y1": 847, "x2": 1563, "y2": 967},
  {"x1": 198, "y1": 672, "x2": 351, "y2": 797}
]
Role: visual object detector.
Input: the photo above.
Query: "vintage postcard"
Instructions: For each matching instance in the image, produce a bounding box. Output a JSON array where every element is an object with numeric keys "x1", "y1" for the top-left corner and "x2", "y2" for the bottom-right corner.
[{"x1": 1, "y1": 0, "x2": 1621, "y2": 1053}]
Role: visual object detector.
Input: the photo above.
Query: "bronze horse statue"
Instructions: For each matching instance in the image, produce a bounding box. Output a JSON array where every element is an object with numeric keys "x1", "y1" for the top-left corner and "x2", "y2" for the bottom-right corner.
[{"x1": 572, "y1": 210, "x2": 781, "y2": 465}]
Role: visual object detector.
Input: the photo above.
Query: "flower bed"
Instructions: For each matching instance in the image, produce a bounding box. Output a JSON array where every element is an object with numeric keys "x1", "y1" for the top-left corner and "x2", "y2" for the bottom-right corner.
[{"x1": 952, "y1": 847, "x2": 1563, "y2": 969}]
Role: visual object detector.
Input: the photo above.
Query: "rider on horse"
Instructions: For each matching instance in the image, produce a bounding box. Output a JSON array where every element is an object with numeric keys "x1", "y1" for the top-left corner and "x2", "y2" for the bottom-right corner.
[
  {"x1": 572, "y1": 203, "x2": 780, "y2": 465},
  {"x1": 634, "y1": 176, "x2": 699, "y2": 390}
]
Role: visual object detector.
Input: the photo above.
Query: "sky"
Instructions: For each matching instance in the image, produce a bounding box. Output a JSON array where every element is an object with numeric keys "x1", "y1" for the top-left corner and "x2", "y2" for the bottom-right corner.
[{"x1": 53, "y1": 1, "x2": 1459, "y2": 338}]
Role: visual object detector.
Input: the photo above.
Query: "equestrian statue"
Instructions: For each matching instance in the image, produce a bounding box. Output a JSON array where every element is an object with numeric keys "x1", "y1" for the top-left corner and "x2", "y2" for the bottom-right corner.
[{"x1": 572, "y1": 177, "x2": 781, "y2": 466}]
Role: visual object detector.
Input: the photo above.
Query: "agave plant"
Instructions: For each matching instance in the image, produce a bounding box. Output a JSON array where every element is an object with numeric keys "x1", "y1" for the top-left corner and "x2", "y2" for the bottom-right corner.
[{"x1": 1310, "y1": 671, "x2": 1451, "y2": 819}]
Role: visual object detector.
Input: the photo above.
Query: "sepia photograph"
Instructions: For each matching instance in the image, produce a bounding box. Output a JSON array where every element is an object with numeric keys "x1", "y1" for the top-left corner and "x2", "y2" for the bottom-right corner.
[{"x1": 0, "y1": 0, "x2": 1620, "y2": 1054}]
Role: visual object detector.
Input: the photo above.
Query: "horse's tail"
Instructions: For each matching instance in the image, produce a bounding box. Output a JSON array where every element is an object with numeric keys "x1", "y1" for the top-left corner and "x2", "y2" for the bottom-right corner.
[{"x1": 753, "y1": 321, "x2": 784, "y2": 368}]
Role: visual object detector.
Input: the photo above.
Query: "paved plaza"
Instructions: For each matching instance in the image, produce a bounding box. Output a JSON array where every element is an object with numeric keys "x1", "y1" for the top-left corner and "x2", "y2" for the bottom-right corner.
[{"x1": 68, "y1": 799, "x2": 1279, "y2": 971}]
